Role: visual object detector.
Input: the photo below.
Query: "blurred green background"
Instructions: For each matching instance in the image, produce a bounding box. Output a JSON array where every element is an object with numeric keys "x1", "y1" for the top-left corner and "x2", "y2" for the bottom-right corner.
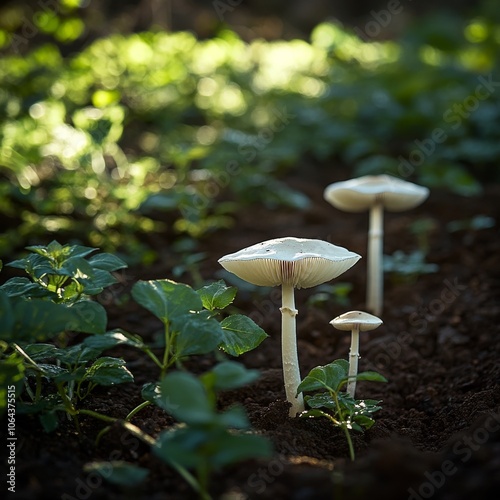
[{"x1": 1, "y1": 0, "x2": 499, "y2": 264}]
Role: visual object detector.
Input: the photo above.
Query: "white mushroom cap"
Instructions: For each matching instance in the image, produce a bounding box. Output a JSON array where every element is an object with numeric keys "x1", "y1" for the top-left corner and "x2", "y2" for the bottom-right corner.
[
  {"x1": 330, "y1": 310, "x2": 382, "y2": 331},
  {"x1": 218, "y1": 237, "x2": 361, "y2": 289},
  {"x1": 324, "y1": 175, "x2": 429, "y2": 213}
]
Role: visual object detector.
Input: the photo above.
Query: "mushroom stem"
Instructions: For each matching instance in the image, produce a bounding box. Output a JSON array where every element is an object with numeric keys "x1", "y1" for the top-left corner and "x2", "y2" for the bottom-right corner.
[
  {"x1": 367, "y1": 201, "x2": 384, "y2": 316},
  {"x1": 347, "y1": 324, "x2": 360, "y2": 398},
  {"x1": 280, "y1": 282, "x2": 304, "y2": 417}
]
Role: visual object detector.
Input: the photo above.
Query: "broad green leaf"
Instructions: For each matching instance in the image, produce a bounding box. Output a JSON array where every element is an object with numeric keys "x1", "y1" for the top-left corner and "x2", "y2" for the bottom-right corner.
[
  {"x1": 62, "y1": 256, "x2": 96, "y2": 281},
  {"x1": 141, "y1": 382, "x2": 161, "y2": 405},
  {"x1": 87, "y1": 253, "x2": 128, "y2": 272},
  {"x1": 217, "y1": 405, "x2": 250, "y2": 429},
  {"x1": 159, "y1": 371, "x2": 213, "y2": 424},
  {"x1": 55, "y1": 344, "x2": 102, "y2": 365},
  {"x1": 299, "y1": 409, "x2": 331, "y2": 419},
  {"x1": 219, "y1": 314, "x2": 268, "y2": 357},
  {"x1": 23, "y1": 344, "x2": 59, "y2": 362},
  {"x1": 356, "y1": 371, "x2": 388, "y2": 383},
  {"x1": 154, "y1": 427, "x2": 208, "y2": 469},
  {"x1": 84, "y1": 357, "x2": 134, "y2": 386},
  {"x1": 304, "y1": 393, "x2": 336, "y2": 410},
  {"x1": 131, "y1": 279, "x2": 202, "y2": 324},
  {"x1": 39, "y1": 411, "x2": 59, "y2": 433},
  {"x1": 84, "y1": 461, "x2": 149, "y2": 487},
  {"x1": 297, "y1": 359, "x2": 349, "y2": 395},
  {"x1": 202, "y1": 361, "x2": 260, "y2": 392},
  {"x1": 0, "y1": 277, "x2": 55, "y2": 299},
  {"x1": 36, "y1": 364, "x2": 69, "y2": 379},
  {"x1": 11, "y1": 299, "x2": 77, "y2": 342},
  {"x1": 210, "y1": 432, "x2": 273, "y2": 468},
  {"x1": 83, "y1": 331, "x2": 145, "y2": 351},
  {"x1": 353, "y1": 414, "x2": 375, "y2": 431},
  {"x1": 66, "y1": 301, "x2": 107, "y2": 334},
  {"x1": 0, "y1": 290, "x2": 14, "y2": 334},
  {"x1": 197, "y1": 280, "x2": 236, "y2": 311},
  {"x1": 80, "y1": 269, "x2": 119, "y2": 295},
  {"x1": 175, "y1": 314, "x2": 224, "y2": 358}
]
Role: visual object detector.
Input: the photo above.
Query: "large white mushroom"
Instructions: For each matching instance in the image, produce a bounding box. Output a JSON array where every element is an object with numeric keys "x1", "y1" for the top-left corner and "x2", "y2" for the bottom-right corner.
[
  {"x1": 324, "y1": 175, "x2": 429, "y2": 316},
  {"x1": 218, "y1": 237, "x2": 361, "y2": 417}
]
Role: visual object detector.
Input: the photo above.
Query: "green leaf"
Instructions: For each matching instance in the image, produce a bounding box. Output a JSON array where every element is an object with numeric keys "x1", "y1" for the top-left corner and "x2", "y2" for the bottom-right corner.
[
  {"x1": 353, "y1": 414, "x2": 375, "y2": 431},
  {"x1": 141, "y1": 382, "x2": 161, "y2": 405},
  {"x1": 87, "y1": 253, "x2": 128, "y2": 271},
  {"x1": 84, "y1": 461, "x2": 149, "y2": 487},
  {"x1": 304, "y1": 393, "x2": 336, "y2": 410},
  {"x1": 0, "y1": 277, "x2": 55, "y2": 299},
  {"x1": 11, "y1": 299, "x2": 77, "y2": 342},
  {"x1": 84, "y1": 357, "x2": 134, "y2": 386},
  {"x1": 66, "y1": 301, "x2": 107, "y2": 334},
  {"x1": 36, "y1": 364, "x2": 69, "y2": 379},
  {"x1": 159, "y1": 371, "x2": 213, "y2": 424},
  {"x1": 175, "y1": 313, "x2": 224, "y2": 357},
  {"x1": 0, "y1": 291, "x2": 14, "y2": 335},
  {"x1": 210, "y1": 432, "x2": 273, "y2": 468},
  {"x1": 197, "y1": 280, "x2": 237, "y2": 311},
  {"x1": 154, "y1": 427, "x2": 208, "y2": 469},
  {"x1": 297, "y1": 359, "x2": 349, "y2": 395},
  {"x1": 299, "y1": 408, "x2": 331, "y2": 419},
  {"x1": 219, "y1": 314, "x2": 268, "y2": 357},
  {"x1": 23, "y1": 343, "x2": 59, "y2": 361},
  {"x1": 79, "y1": 269, "x2": 119, "y2": 295},
  {"x1": 39, "y1": 411, "x2": 60, "y2": 433},
  {"x1": 202, "y1": 361, "x2": 260, "y2": 392},
  {"x1": 83, "y1": 330, "x2": 145, "y2": 351},
  {"x1": 131, "y1": 279, "x2": 203, "y2": 324},
  {"x1": 356, "y1": 371, "x2": 388, "y2": 383},
  {"x1": 217, "y1": 405, "x2": 250, "y2": 429},
  {"x1": 62, "y1": 256, "x2": 96, "y2": 281},
  {"x1": 55, "y1": 344, "x2": 102, "y2": 365}
]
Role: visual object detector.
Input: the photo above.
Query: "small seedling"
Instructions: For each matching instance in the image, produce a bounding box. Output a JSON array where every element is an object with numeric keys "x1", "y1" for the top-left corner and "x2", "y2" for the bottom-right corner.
[{"x1": 297, "y1": 359, "x2": 386, "y2": 460}]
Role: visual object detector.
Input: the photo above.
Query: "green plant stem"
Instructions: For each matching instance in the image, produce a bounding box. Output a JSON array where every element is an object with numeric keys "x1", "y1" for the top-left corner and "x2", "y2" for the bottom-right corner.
[
  {"x1": 196, "y1": 463, "x2": 211, "y2": 500},
  {"x1": 77, "y1": 409, "x2": 118, "y2": 423},
  {"x1": 161, "y1": 322, "x2": 171, "y2": 377},
  {"x1": 332, "y1": 390, "x2": 355, "y2": 461},
  {"x1": 56, "y1": 383, "x2": 81, "y2": 433},
  {"x1": 125, "y1": 401, "x2": 151, "y2": 421},
  {"x1": 143, "y1": 347, "x2": 164, "y2": 371}
]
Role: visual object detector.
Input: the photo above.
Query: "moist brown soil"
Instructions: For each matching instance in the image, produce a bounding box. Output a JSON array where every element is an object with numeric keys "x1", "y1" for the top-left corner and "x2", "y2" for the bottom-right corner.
[{"x1": 7, "y1": 168, "x2": 500, "y2": 500}]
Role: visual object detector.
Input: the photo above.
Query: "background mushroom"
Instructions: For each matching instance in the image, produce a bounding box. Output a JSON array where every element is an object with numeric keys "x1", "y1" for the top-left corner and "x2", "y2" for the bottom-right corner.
[
  {"x1": 323, "y1": 175, "x2": 429, "y2": 316},
  {"x1": 330, "y1": 310, "x2": 382, "y2": 398},
  {"x1": 218, "y1": 237, "x2": 361, "y2": 416}
]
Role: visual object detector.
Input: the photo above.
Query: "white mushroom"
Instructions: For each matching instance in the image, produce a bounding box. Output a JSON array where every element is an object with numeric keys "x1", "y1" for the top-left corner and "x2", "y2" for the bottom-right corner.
[
  {"x1": 218, "y1": 237, "x2": 361, "y2": 416},
  {"x1": 330, "y1": 310, "x2": 382, "y2": 398},
  {"x1": 324, "y1": 175, "x2": 429, "y2": 316}
]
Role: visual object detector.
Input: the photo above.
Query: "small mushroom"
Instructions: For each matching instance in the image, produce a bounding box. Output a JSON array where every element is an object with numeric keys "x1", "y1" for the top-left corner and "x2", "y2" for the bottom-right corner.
[
  {"x1": 219, "y1": 237, "x2": 361, "y2": 416},
  {"x1": 330, "y1": 310, "x2": 382, "y2": 398},
  {"x1": 324, "y1": 175, "x2": 429, "y2": 316}
]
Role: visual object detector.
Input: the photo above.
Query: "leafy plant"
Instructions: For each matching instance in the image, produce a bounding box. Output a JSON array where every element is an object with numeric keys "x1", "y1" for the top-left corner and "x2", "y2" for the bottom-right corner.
[
  {"x1": 151, "y1": 361, "x2": 273, "y2": 499},
  {"x1": 384, "y1": 250, "x2": 439, "y2": 282},
  {"x1": 0, "y1": 240, "x2": 127, "y2": 342},
  {"x1": 84, "y1": 279, "x2": 268, "y2": 377},
  {"x1": 297, "y1": 359, "x2": 386, "y2": 460}
]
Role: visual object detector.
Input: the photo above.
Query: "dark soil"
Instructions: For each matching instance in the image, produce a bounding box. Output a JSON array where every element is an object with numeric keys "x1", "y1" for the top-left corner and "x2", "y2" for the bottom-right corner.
[{"x1": 7, "y1": 169, "x2": 500, "y2": 500}]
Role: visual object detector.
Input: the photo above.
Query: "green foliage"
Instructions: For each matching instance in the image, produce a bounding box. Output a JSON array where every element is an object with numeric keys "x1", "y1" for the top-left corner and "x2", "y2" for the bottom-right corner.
[
  {"x1": 152, "y1": 363, "x2": 272, "y2": 497},
  {"x1": 1, "y1": 8, "x2": 499, "y2": 262},
  {"x1": 83, "y1": 461, "x2": 149, "y2": 488},
  {"x1": 98, "y1": 279, "x2": 268, "y2": 374},
  {"x1": 0, "y1": 241, "x2": 126, "y2": 342},
  {"x1": 297, "y1": 360, "x2": 387, "y2": 460}
]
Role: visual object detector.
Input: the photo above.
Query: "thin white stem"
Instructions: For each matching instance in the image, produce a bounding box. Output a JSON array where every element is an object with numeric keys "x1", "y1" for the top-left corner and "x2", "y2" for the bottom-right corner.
[
  {"x1": 367, "y1": 202, "x2": 384, "y2": 316},
  {"x1": 347, "y1": 325, "x2": 360, "y2": 398},
  {"x1": 280, "y1": 283, "x2": 304, "y2": 417}
]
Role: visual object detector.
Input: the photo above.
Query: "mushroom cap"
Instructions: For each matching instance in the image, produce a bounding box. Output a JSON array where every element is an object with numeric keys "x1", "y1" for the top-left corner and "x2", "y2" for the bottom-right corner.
[
  {"x1": 330, "y1": 310, "x2": 383, "y2": 331},
  {"x1": 218, "y1": 237, "x2": 361, "y2": 289},
  {"x1": 324, "y1": 175, "x2": 429, "y2": 213}
]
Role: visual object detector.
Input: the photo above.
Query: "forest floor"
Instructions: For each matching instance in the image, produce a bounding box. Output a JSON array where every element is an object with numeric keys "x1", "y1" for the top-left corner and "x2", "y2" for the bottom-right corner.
[{"x1": 9, "y1": 168, "x2": 500, "y2": 500}]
